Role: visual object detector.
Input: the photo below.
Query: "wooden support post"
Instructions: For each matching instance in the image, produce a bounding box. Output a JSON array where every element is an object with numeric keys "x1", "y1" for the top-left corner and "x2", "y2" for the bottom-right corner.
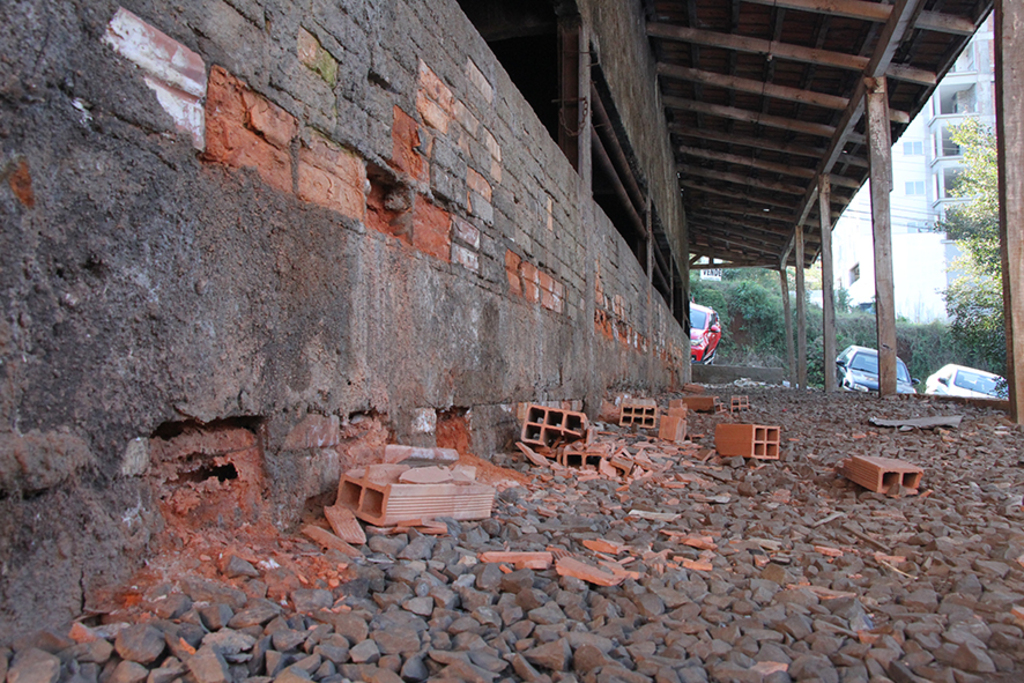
[
  {"x1": 780, "y1": 267, "x2": 795, "y2": 388},
  {"x1": 575, "y1": 20, "x2": 598, "y2": 413},
  {"x1": 795, "y1": 226, "x2": 807, "y2": 389},
  {"x1": 557, "y1": 17, "x2": 582, "y2": 171},
  {"x1": 646, "y1": 195, "x2": 655, "y2": 388},
  {"x1": 819, "y1": 176, "x2": 838, "y2": 392},
  {"x1": 996, "y1": 0, "x2": 1024, "y2": 423},
  {"x1": 865, "y1": 76, "x2": 898, "y2": 397}
]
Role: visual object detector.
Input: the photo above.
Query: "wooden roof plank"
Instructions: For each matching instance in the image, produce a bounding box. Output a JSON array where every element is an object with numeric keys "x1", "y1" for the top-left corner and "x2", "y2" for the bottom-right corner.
[
  {"x1": 678, "y1": 164, "x2": 808, "y2": 195},
  {"x1": 664, "y1": 95, "x2": 837, "y2": 138},
  {"x1": 679, "y1": 145, "x2": 817, "y2": 179},
  {"x1": 670, "y1": 126, "x2": 870, "y2": 167}
]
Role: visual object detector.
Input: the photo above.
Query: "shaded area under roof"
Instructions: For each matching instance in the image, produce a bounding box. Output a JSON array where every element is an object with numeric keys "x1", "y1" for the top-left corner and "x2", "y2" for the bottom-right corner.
[{"x1": 643, "y1": 0, "x2": 993, "y2": 270}]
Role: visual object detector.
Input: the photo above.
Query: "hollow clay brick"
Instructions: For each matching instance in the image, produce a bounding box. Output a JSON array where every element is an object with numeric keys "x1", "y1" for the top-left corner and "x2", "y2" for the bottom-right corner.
[
  {"x1": 619, "y1": 399, "x2": 658, "y2": 428},
  {"x1": 520, "y1": 404, "x2": 587, "y2": 449},
  {"x1": 839, "y1": 455, "x2": 923, "y2": 493},
  {"x1": 715, "y1": 423, "x2": 781, "y2": 459}
]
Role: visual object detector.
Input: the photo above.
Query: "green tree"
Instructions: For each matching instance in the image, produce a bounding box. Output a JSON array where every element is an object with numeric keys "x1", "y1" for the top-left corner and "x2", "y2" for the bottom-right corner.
[{"x1": 936, "y1": 118, "x2": 1005, "y2": 373}]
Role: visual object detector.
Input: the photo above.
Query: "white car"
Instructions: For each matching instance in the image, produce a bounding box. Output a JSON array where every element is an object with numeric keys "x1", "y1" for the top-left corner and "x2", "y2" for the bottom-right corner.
[{"x1": 925, "y1": 364, "x2": 1007, "y2": 399}]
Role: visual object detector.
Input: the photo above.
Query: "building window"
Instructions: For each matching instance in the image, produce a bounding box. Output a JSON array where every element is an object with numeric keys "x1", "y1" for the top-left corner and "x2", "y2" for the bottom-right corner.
[
  {"x1": 905, "y1": 181, "x2": 925, "y2": 196},
  {"x1": 903, "y1": 141, "x2": 923, "y2": 156},
  {"x1": 849, "y1": 264, "x2": 860, "y2": 286}
]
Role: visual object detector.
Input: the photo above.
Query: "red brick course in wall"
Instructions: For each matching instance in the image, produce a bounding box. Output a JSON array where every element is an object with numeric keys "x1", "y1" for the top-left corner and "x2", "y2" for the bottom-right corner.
[
  {"x1": 204, "y1": 66, "x2": 296, "y2": 194},
  {"x1": 298, "y1": 133, "x2": 367, "y2": 221},
  {"x1": 391, "y1": 106, "x2": 427, "y2": 182},
  {"x1": 411, "y1": 196, "x2": 452, "y2": 262},
  {"x1": 505, "y1": 249, "x2": 564, "y2": 313}
]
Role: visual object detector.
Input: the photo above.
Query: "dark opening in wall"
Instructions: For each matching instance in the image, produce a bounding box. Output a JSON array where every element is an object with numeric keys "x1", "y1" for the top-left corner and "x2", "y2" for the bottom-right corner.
[
  {"x1": 457, "y1": 0, "x2": 563, "y2": 157},
  {"x1": 148, "y1": 416, "x2": 266, "y2": 528},
  {"x1": 173, "y1": 461, "x2": 238, "y2": 484}
]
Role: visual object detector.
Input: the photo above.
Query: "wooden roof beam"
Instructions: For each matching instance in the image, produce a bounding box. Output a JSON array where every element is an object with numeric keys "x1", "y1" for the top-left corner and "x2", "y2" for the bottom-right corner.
[
  {"x1": 678, "y1": 164, "x2": 807, "y2": 195},
  {"x1": 688, "y1": 204, "x2": 797, "y2": 223},
  {"x1": 648, "y1": 22, "x2": 937, "y2": 84},
  {"x1": 680, "y1": 146, "x2": 869, "y2": 191},
  {"x1": 688, "y1": 219, "x2": 790, "y2": 242},
  {"x1": 741, "y1": 0, "x2": 890, "y2": 23},
  {"x1": 679, "y1": 146, "x2": 816, "y2": 179},
  {"x1": 670, "y1": 126, "x2": 870, "y2": 167},
  {"x1": 658, "y1": 63, "x2": 849, "y2": 110},
  {"x1": 689, "y1": 224, "x2": 791, "y2": 250},
  {"x1": 680, "y1": 180, "x2": 799, "y2": 210},
  {"x1": 664, "y1": 96, "x2": 840, "y2": 139},
  {"x1": 691, "y1": 260, "x2": 771, "y2": 270},
  {"x1": 742, "y1": 0, "x2": 978, "y2": 36},
  {"x1": 648, "y1": 22, "x2": 868, "y2": 72}
]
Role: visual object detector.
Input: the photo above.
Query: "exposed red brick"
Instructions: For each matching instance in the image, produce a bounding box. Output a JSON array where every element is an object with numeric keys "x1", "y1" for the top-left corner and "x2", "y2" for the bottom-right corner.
[
  {"x1": 416, "y1": 92, "x2": 449, "y2": 133},
  {"x1": 418, "y1": 61, "x2": 455, "y2": 112},
  {"x1": 297, "y1": 134, "x2": 366, "y2": 219},
  {"x1": 241, "y1": 91, "x2": 297, "y2": 150},
  {"x1": 8, "y1": 158, "x2": 34, "y2": 208},
  {"x1": 204, "y1": 66, "x2": 293, "y2": 193},
  {"x1": 520, "y1": 261, "x2": 540, "y2": 303},
  {"x1": 466, "y1": 167, "x2": 491, "y2": 202},
  {"x1": 391, "y1": 106, "x2": 426, "y2": 181},
  {"x1": 412, "y1": 196, "x2": 451, "y2": 261},
  {"x1": 505, "y1": 249, "x2": 522, "y2": 296}
]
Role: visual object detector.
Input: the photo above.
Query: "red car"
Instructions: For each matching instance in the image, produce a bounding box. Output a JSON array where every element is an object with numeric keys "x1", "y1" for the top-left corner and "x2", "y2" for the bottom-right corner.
[{"x1": 690, "y1": 303, "x2": 722, "y2": 364}]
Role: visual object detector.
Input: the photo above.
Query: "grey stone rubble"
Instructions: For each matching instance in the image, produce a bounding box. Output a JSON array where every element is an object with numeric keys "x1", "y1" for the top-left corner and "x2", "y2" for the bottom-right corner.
[{"x1": 3, "y1": 389, "x2": 1023, "y2": 683}]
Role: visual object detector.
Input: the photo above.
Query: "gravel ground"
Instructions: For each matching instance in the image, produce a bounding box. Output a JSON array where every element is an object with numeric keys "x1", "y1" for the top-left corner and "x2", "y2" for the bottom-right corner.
[{"x1": 3, "y1": 386, "x2": 1023, "y2": 683}]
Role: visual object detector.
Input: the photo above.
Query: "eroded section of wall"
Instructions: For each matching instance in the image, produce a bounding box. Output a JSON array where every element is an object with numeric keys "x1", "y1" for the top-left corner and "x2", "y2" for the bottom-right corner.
[{"x1": 0, "y1": 0, "x2": 689, "y2": 638}]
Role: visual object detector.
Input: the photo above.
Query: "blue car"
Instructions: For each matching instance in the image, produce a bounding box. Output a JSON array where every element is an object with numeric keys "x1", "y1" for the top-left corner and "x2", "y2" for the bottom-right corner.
[{"x1": 836, "y1": 345, "x2": 919, "y2": 394}]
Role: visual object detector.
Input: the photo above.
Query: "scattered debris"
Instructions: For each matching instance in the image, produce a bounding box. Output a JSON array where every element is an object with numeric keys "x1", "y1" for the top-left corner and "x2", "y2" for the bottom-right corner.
[{"x1": 869, "y1": 414, "x2": 965, "y2": 430}]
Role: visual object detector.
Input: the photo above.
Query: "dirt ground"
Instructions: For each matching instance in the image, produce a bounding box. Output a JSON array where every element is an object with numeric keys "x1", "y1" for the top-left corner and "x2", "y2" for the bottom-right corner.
[{"x1": 4, "y1": 385, "x2": 1023, "y2": 683}]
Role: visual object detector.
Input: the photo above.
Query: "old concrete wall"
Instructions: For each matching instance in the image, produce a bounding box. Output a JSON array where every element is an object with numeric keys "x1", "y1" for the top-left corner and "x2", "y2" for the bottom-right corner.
[{"x1": 0, "y1": 0, "x2": 689, "y2": 638}]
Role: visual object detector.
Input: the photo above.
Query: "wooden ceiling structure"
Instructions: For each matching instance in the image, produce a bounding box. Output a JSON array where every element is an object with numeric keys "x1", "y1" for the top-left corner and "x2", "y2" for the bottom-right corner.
[{"x1": 643, "y1": 0, "x2": 995, "y2": 270}]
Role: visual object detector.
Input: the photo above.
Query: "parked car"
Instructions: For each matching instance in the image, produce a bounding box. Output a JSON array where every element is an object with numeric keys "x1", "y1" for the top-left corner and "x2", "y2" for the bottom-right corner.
[
  {"x1": 925, "y1": 364, "x2": 1007, "y2": 399},
  {"x1": 836, "y1": 345, "x2": 919, "y2": 394},
  {"x1": 690, "y1": 303, "x2": 722, "y2": 364}
]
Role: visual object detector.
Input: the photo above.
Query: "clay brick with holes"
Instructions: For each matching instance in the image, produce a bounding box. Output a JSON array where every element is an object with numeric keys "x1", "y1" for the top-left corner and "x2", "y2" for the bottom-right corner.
[
  {"x1": 715, "y1": 423, "x2": 781, "y2": 459},
  {"x1": 557, "y1": 451, "x2": 605, "y2": 468},
  {"x1": 730, "y1": 395, "x2": 750, "y2": 412},
  {"x1": 659, "y1": 414, "x2": 687, "y2": 443},
  {"x1": 838, "y1": 456, "x2": 923, "y2": 493},
  {"x1": 619, "y1": 399, "x2": 658, "y2": 428},
  {"x1": 520, "y1": 404, "x2": 588, "y2": 448},
  {"x1": 336, "y1": 465, "x2": 494, "y2": 526}
]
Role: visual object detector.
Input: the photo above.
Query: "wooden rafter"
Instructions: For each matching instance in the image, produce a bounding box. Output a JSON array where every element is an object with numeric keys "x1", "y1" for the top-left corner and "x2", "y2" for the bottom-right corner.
[
  {"x1": 670, "y1": 126, "x2": 870, "y2": 167},
  {"x1": 648, "y1": 22, "x2": 869, "y2": 71},
  {"x1": 658, "y1": 63, "x2": 849, "y2": 111},
  {"x1": 742, "y1": 0, "x2": 978, "y2": 35},
  {"x1": 648, "y1": 22, "x2": 937, "y2": 85},
  {"x1": 664, "y1": 96, "x2": 839, "y2": 138},
  {"x1": 679, "y1": 145, "x2": 816, "y2": 178},
  {"x1": 680, "y1": 180, "x2": 799, "y2": 210},
  {"x1": 678, "y1": 164, "x2": 807, "y2": 195}
]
